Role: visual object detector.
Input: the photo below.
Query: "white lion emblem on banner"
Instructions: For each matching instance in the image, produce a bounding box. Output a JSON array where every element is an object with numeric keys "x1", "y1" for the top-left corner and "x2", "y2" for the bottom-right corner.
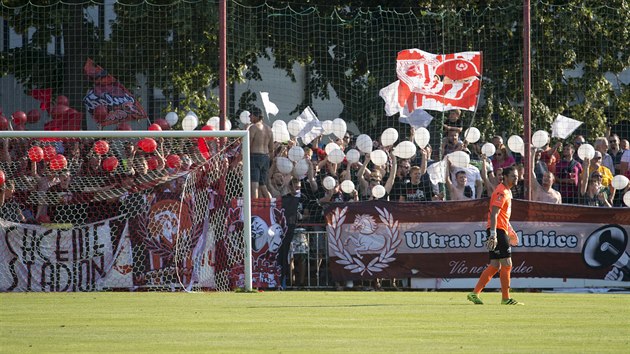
[{"x1": 328, "y1": 206, "x2": 401, "y2": 276}]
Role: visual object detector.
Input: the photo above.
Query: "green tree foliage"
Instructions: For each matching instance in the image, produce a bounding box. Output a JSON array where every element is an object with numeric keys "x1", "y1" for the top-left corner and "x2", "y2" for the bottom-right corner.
[{"x1": 1, "y1": 0, "x2": 628, "y2": 138}]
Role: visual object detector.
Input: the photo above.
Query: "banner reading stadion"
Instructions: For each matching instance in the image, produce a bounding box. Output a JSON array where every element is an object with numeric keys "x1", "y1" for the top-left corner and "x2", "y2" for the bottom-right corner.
[{"x1": 324, "y1": 200, "x2": 630, "y2": 286}]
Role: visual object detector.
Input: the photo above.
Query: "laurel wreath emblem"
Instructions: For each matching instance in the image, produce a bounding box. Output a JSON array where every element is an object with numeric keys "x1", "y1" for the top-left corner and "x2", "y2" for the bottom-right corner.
[{"x1": 328, "y1": 206, "x2": 401, "y2": 276}]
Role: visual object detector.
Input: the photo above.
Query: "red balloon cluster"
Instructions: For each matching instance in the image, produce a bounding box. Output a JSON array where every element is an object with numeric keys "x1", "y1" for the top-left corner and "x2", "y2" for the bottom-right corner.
[
  {"x1": 166, "y1": 154, "x2": 182, "y2": 169},
  {"x1": 28, "y1": 146, "x2": 45, "y2": 162},
  {"x1": 43, "y1": 145, "x2": 57, "y2": 162},
  {"x1": 148, "y1": 123, "x2": 162, "y2": 131},
  {"x1": 0, "y1": 170, "x2": 5, "y2": 186},
  {"x1": 49, "y1": 154, "x2": 68, "y2": 171},
  {"x1": 138, "y1": 138, "x2": 157, "y2": 153},
  {"x1": 102, "y1": 156, "x2": 119, "y2": 172},
  {"x1": 93, "y1": 140, "x2": 110, "y2": 155}
]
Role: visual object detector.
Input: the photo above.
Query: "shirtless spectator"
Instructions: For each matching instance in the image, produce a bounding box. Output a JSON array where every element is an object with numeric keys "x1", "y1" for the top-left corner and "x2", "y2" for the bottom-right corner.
[
  {"x1": 530, "y1": 148, "x2": 562, "y2": 204},
  {"x1": 248, "y1": 106, "x2": 274, "y2": 198},
  {"x1": 445, "y1": 159, "x2": 473, "y2": 200}
]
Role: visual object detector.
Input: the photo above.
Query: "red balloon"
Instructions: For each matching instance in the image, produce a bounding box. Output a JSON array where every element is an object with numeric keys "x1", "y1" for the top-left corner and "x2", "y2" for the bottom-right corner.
[
  {"x1": 148, "y1": 123, "x2": 162, "y2": 131},
  {"x1": 93, "y1": 105, "x2": 109, "y2": 122},
  {"x1": 146, "y1": 156, "x2": 159, "y2": 170},
  {"x1": 0, "y1": 116, "x2": 8, "y2": 130},
  {"x1": 155, "y1": 118, "x2": 170, "y2": 130},
  {"x1": 12, "y1": 111, "x2": 27, "y2": 126},
  {"x1": 166, "y1": 154, "x2": 182, "y2": 169},
  {"x1": 117, "y1": 122, "x2": 132, "y2": 131},
  {"x1": 51, "y1": 105, "x2": 70, "y2": 120},
  {"x1": 102, "y1": 156, "x2": 119, "y2": 172},
  {"x1": 0, "y1": 170, "x2": 5, "y2": 186},
  {"x1": 56, "y1": 95, "x2": 69, "y2": 106},
  {"x1": 93, "y1": 140, "x2": 110, "y2": 155},
  {"x1": 26, "y1": 109, "x2": 41, "y2": 124},
  {"x1": 43, "y1": 145, "x2": 57, "y2": 162},
  {"x1": 49, "y1": 154, "x2": 67, "y2": 171},
  {"x1": 138, "y1": 138, "x2": 157, "y2": 153},
  {"x1": 28, "y1": 146, "x2": 44, "y2": 162}
]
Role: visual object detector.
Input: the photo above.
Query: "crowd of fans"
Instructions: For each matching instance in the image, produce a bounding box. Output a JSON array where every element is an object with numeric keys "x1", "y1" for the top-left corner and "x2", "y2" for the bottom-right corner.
[{"x1": 261, "y1": 121, "x2": 630, "y2": 225}]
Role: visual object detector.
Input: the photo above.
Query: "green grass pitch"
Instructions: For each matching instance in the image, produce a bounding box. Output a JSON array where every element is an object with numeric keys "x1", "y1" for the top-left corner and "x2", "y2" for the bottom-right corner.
[{"x1": 1, "y1": 291, "x2": 629, "y2": 353}]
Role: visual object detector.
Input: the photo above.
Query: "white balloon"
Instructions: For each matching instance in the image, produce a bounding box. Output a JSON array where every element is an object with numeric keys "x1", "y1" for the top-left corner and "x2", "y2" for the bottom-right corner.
[
  {"x1": 325, "y1": 142, "x2": 341, "y2": 155},
  {"x1": 577, "y1": 143, "x2": 595, "y2": 160},
  {"x1": 331, "y1": 118, "x2": 347, "y2": 139},
  {"x1": 293, "y1": 158, "x2": 309, "y2": 178},
  {"x1": 611, "y1": 175, "x2": 629, "y2": 190},
  {"x1": 624, "y1": 191, "x2": 630, "y2": 207},
  {"x1": 181, "y1": 115, "x2": 198, "y2": 131},
  {"x1": 356, "y1": 134, "x2": 373, "y2": 153},
  {"x1": 370, "y1": 149, "x2": 388, "y2": 167},
  {"x1": 323, "y1": 176, "x2": 337, "y2": 190},
  {"x1": 393, "y1": 141, "x2": 417, "y2": 159},
  {"x1": 165, "y1": 111, "x2": 179, "y2": 126},
  {"x1": 463, "y1": 127, "x2": 481, "y2": 144},
  {"x1": 327, "y1": 148, "x2": 345, "y2": 164},
  {"x1": 532, "y1": 130, "x2": 550, "y2": 148},
  {"x1": 414, "y1": 127, "x2": 431, "y2": 148},
  {"x1": 448, "y1": 151, "x2": 470, "y2": 169},
  {"x1": 481, "y1": 142, "x2": 496, "y2": 157},
  {"x1": 207, "y1": 116, "x2": 220, "y2": 130},
  {"x1": 288, "y1": 146, "x2": 305, "y2": 162},
  {"x1": 340, "y1": 180, "x2": 355, "y2": 194},
  {"x1": 287, "y1": 119, "x2": 304, "y2": 137},
  {"x1": 239, "y1": 110, "x2": 251, "y2": 125},
  {"x1": 224, "y1": 119, "x2": 232, "y2": 131},
  {"x1": 322, "y1": 120, "x2": 334, "y2": 135},
  {"x1": 186, "y1": 111, "x2": 198, "y2": 119},
  {"x1": 346, "y1": 149, "x2": 361, "y2": 164},
  {"x1": 381, "y1": 128, "x2": 399, "y2": 146},
  {"x1": 507, "y1": 135, "x2": 524, "y2": 155},
  {"x1": 272, "y1": 122, "x2": 290, "y2": 143},
  {"x1": 276, "y1": 157, "x2": 293, "y2": 174},
  {"x1": 372, "y1": 185, "x2": 386, "y2": 199}
]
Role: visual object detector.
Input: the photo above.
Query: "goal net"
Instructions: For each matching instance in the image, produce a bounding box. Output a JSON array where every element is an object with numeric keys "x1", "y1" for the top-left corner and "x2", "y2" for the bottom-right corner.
[{"x1": 0, "y1": 130, "x2": 252, "y2": 292}]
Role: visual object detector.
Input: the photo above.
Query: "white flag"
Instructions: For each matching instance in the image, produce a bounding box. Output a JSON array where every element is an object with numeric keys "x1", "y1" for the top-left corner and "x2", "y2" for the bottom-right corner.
[
  {"x1": 399, "y1": 108, "x2": 434, "y2": 129},
  {"x1": 552, "y1": 114, "x2": 583, "y2": 139},
  {"x1": 259, "y1": 92, "x2": 279, "y2": 117},
  {"x1": 379, "y1": 81, "x2": 401, "y2": 116}
]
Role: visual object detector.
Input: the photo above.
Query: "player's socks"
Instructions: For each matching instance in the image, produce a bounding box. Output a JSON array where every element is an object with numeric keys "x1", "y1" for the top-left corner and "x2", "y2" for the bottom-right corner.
[
  {"x1": 473, "y1": 264, "x2": 499, "y2": 294},
  {"x1": 500, "y1": 265, "x2": 513, "y2": 300}
]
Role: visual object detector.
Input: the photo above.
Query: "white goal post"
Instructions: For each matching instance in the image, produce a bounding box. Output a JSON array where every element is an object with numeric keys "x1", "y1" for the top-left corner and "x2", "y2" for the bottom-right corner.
[{"x1": 0, "y1": 129, "x2": 252, "y2": 292}]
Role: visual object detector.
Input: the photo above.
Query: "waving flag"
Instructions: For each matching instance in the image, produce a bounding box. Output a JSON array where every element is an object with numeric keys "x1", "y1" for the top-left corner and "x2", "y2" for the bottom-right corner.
[{"x1": 380, "y1": 49, "x2": 482, "y2": 114}]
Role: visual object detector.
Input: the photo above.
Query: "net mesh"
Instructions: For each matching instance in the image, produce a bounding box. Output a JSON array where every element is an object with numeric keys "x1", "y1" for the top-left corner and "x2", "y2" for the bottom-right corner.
[{"x1": 0, "y1": 134, "x2": 246, "y2": 292}]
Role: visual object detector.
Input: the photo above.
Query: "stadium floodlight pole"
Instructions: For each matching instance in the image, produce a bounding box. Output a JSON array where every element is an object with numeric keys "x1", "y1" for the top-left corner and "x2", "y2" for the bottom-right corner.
[
  {"x1": 0, "y1": 129, "x2": 253, "y2": 292},
  {"x1": 523, "y1": 0, "x2": 532, "y2": 201}
]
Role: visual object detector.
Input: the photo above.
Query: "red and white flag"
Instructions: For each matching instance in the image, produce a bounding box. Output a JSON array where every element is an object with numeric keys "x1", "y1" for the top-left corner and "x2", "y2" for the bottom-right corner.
[{"x1": 380, "y1": 49, "x2": 482, "y2": 114}]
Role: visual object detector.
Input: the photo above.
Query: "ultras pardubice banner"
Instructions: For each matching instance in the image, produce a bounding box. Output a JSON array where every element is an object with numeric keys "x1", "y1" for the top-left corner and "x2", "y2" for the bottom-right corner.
[{"x1": 325, "y1": 200, "x2": 630, "y2": 283}]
